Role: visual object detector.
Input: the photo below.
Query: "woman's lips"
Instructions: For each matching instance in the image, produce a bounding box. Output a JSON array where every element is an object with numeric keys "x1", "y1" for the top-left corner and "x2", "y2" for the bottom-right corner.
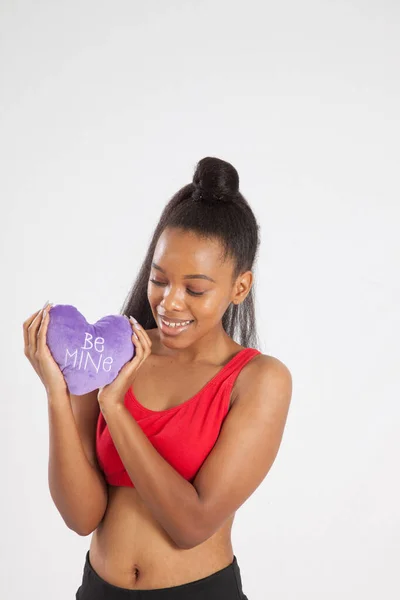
[{"x1": 158, "y1": 315, "x2": 194, "y2": 336}]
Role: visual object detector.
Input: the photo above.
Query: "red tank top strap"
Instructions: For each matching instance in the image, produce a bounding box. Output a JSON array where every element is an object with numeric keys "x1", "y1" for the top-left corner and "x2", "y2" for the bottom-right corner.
[{"x1": 210, "y1": 347, "x2": 262, "y2": 386}]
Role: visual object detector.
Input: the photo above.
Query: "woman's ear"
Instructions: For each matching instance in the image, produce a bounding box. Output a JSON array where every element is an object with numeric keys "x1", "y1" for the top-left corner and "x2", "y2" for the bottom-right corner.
[{"x1": 232, "y1": 271, "x2": 253, "y2": 305}]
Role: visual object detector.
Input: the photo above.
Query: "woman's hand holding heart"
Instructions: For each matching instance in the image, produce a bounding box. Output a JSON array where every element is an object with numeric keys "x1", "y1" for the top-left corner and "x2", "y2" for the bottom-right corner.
[
  {"x1": 23, "y1": 301, "x2": 68, "y2": 397},
  {"x1": 97, "y1": 316, "x2": 152, "y2": 414}
]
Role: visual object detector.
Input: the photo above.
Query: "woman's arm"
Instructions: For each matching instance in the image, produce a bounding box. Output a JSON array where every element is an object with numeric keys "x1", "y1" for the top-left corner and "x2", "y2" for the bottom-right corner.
[
  {"x1": 23, "y1": 305, "x2": 108, "y2": 536},
  {"x1": 47, "y1": 389, "x2": 108, "y2": 535}
]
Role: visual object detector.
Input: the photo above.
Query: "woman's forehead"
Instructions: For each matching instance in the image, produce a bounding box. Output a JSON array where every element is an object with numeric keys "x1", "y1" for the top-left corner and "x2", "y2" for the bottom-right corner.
[{"x1": 153, "y1": 230, "x2": 231, "y2": 274}]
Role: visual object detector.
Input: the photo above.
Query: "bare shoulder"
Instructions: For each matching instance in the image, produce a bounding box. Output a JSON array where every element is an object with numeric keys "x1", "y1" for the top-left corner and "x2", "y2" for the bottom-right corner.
[
  {"x1": 253, "y1": 353, "x2": 292, "y2": 379},
  {"x1": 234, "y1": 353, "x2": 292, "y2": 409}
]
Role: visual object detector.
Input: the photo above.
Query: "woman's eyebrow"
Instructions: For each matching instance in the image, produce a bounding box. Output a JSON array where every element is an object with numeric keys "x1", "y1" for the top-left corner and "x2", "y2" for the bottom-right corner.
[{"x1": 151, "y1": 262, "x2": 216, "y2": 283}]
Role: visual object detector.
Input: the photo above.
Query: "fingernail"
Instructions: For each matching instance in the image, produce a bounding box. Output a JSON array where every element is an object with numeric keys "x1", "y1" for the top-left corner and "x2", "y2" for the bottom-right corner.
[
  {"x1": 133, "y1": 332, "x2": 139, "y2": 340},
  {"x1": 129, "y1": 316, "x2": 141, "y2": 328},
  {"x1": 42, "y1": 300, "x2": 50, "y2": 309},
  {"x1": 129, "y1": 315, "x2": 138, "y2": 323}
]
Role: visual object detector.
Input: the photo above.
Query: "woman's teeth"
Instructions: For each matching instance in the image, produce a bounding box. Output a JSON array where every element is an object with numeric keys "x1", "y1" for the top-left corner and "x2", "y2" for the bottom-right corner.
[{"x1": 161, "y1": 318, "x2": 192, "y2": 328}]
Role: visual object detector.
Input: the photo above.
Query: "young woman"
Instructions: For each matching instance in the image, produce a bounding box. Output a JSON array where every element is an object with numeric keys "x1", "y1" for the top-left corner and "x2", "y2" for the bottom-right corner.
[{"x1": 23, "y1": 157, "x2": 292, "y2": 599}]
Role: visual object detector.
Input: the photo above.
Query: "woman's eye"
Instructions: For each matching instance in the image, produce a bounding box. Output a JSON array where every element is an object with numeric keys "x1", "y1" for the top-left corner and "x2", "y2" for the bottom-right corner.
[
  {"x1": 149, "y1": 279, "x2": 204, "y2": 297},
  {"x1": 187, "y1": 289, "x2": 205, "y2": 296}
]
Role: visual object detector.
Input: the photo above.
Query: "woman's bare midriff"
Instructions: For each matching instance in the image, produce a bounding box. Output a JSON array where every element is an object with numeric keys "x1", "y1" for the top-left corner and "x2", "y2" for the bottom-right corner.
[
  {"x1": 88, "y1": 328, "x2": 245, "y2": 590},
  {"x1": 88, "y1": 488, "x2": 236, "y2": 589}
]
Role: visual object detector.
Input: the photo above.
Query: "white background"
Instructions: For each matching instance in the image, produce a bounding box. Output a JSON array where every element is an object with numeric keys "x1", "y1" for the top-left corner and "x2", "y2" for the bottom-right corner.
[{"x1": 1, "y1": 1, "x2": 399, "y2": 598}]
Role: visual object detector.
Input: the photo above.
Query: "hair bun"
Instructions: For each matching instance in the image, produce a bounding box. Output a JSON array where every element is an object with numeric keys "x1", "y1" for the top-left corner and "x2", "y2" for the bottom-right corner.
[{"x1": 192, "y1": 157, "x2": 239, "y2": 204}]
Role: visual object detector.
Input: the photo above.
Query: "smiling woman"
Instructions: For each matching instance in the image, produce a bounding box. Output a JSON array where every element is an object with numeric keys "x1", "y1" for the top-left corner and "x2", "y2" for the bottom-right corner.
[
  {"x1": 31, "y1": 156, "x2": 292, "y2": 600},
  {"x1": 122, "y1": 156, "x2": 261, "y2": 346}
]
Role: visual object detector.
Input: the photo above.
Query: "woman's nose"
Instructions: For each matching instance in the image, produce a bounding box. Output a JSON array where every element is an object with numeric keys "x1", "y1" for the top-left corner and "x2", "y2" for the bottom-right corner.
[{"x1": 160, "y1": 286, "x2": 185, "y2": 310}]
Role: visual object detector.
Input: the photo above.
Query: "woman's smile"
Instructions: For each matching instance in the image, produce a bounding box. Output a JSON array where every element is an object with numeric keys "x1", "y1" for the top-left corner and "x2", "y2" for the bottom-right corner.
[{"x1": 158, "y1": 315, "x2": 195, "y2": 336}]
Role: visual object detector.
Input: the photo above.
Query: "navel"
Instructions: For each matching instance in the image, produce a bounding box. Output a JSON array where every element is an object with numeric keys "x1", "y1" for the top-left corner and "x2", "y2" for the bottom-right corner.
[{"x1": 132, "y1": 565, "x2": 140, "y2": 581}]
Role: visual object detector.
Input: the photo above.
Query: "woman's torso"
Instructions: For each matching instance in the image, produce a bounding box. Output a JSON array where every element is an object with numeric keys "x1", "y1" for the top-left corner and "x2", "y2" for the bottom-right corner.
[{"x1": 89, "y1": 329, "x2": 258, "y2": 590}]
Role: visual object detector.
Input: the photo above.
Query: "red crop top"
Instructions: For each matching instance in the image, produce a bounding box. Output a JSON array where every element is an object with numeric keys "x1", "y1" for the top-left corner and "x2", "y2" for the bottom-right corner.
[{"x1": 96, "y1": 347, "x2": 261, "y2": 487}]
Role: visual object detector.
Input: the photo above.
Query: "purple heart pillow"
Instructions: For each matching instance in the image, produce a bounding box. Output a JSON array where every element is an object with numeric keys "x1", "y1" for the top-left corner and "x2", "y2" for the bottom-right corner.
[{"x1": 46, "y1": 304, "x2": 135, "y2": 395}]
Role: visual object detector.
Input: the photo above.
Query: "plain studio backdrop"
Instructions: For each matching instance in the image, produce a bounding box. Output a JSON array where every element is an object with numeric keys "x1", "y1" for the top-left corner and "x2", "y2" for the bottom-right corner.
[{"x1": 1, "y1": 1, "x2": 399, "y2": 598}]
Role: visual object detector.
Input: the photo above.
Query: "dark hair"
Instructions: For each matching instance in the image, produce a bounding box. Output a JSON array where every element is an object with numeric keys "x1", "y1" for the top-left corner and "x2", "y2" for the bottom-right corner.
[{"x1": 120, "y1": 157, "x2": 261, "y2": 349}]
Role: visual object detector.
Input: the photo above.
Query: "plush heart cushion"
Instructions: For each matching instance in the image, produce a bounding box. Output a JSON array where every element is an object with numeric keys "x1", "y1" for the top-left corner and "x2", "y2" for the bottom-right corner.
[{"x1": 46, "y1": 304, "x2": 135, "y2": 395}]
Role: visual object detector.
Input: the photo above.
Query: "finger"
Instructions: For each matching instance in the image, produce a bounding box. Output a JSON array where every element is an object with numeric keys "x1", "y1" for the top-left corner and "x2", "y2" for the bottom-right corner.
[
  {"x1": 131, "y1": 328, "x2": 144, "y2": 359},
  {"x1": 141, "y1": 329, "x2": 152, "y2": 351},
  {"x1": 129, "y1": 319, "x2": 144, "y2": 360},
  {"x1": 23, "y1": 309, "x2": 42, "y2": 350},
  {"x1": 37, "y1": 303, "x2": 53, "y2": 351},
  {"x1": 135, "y1": 326, "x2": 152, "y2": 356},
  {"x1": 27, "y1": 303, "x2": 49, "y2": 352},
  {"x1": 129, "y1": 322, "x2": 140, "y2": 344},
  {"x1": 131, "y1": 318, "x2": 151, "y2": 346}
]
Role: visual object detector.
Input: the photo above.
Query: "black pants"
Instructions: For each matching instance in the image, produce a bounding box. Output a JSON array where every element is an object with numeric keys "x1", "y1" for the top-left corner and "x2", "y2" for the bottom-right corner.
[{"x1": 76, "y1": 550, "x2": 249, "y2": 599}]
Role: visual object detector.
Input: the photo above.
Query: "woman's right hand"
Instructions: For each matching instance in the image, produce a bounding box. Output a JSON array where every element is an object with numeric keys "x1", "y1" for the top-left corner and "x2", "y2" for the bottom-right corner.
[{"x1": 23, "y1": 302, "x2": 69, "y2": 396}]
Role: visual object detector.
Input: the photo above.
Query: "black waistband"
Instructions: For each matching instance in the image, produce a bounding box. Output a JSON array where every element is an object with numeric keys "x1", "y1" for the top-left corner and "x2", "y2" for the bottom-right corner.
[{"x1": 79, "y1": 549, "x2": 245, "y2": 599}]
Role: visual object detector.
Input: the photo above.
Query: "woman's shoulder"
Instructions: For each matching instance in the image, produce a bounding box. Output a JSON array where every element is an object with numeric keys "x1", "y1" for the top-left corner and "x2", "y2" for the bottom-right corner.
[
  {"x1": 232, "y1": 352, "x2": 292, "y2": 405},
  {"x1": 247, "y1": 353, "x2": 292, "y2": 381}
]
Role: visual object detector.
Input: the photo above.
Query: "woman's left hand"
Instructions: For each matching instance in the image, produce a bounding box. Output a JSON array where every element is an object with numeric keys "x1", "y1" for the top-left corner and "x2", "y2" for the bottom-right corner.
[{"x1": 97, "y1": 316, "x2": 152, "y2": 413}]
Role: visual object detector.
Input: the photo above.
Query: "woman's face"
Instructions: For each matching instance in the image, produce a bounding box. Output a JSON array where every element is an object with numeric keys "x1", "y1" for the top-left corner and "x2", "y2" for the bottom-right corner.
[{"x1": 147, "y1": 227, "x2": 251, "y2": 347}]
